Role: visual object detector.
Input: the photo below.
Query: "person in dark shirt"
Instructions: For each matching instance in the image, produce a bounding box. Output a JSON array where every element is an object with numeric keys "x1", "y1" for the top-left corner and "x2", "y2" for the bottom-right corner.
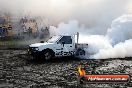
[
  {"x1": 0, "y1": 27, "x2": 3, "y2": 36},
  {"x1": 28, "y1": 27, "x2": 32, "y2": 37},
  {"x1": 0, "y1": 27, "x2": 6, "y2": 37}
]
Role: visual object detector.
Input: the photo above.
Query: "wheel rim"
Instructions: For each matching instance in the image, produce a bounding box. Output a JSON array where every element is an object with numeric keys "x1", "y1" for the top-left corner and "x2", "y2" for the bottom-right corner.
[
  {"x1": 79, "y1": 50, "x2": 85, "y2": 55},
  {"x1": 44, "y1": 52, "x2": 51, "y2": 60}
]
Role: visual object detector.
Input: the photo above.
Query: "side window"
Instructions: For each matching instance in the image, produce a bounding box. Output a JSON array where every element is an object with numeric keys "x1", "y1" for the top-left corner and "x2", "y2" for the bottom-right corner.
[{"x1": 58, "y1": 36, "x2": 72, "y2": 44}]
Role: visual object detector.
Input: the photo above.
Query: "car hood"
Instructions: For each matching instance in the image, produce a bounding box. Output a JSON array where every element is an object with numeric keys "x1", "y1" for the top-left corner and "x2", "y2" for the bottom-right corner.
[{"x1": 29, "y1": 42, "x2": 53, "y2": 47}]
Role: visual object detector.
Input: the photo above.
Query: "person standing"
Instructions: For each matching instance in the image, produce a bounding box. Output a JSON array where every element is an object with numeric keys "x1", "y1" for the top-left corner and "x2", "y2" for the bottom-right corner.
[{"x1": 28, "y1": 27, "x2": 32, "y2": 37}]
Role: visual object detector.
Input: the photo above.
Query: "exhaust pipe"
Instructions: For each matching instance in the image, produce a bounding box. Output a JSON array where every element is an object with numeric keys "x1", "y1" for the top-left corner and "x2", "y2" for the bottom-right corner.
[{"x1": 77, "y1": 32, "x2": 79, "y2": 45}]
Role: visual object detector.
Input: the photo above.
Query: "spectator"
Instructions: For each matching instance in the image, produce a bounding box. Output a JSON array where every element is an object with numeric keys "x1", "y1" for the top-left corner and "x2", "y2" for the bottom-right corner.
[
  {"x1": 0, "y1": 26, "x2": 3, "y2": 37},
  {"x1": 28, "y1": 27, "x2": 32, "y2": 37}
]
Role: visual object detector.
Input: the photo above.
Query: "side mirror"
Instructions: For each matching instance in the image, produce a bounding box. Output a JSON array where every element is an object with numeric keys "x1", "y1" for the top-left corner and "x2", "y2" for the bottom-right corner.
[{"x1": 62, "y1": 41, "x2": 65, "y2": 47}]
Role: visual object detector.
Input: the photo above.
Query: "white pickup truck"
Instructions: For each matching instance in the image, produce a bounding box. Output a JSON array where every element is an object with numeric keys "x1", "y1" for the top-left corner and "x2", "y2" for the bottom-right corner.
[{"x1": 28, "y1": 32, "x2": 88, "y2": 60}]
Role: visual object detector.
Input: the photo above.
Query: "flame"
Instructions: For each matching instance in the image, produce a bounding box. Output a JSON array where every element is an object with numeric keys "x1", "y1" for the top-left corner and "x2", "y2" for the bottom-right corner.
[{"x1": 77, "y1": 65, "x2": 86, "y2": 76}]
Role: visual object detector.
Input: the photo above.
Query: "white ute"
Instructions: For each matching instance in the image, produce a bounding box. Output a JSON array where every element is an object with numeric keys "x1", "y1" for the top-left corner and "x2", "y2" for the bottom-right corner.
[{"x1": 28, "y1": 32, "x2": 88, "y2": 60}]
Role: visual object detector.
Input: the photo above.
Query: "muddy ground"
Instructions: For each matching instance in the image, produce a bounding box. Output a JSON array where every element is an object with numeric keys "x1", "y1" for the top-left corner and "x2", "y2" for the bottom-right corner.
[{"x1": 0, "y1": 50, "x2": 132, "y2": 88}]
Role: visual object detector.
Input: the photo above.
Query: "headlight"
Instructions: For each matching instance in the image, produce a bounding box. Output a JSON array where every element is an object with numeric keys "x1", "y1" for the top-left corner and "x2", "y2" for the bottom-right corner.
[
  {"x1": 29, "y1": 47, "x2": 39, "y2": 51},
  {"x1": 35, "y1": 47, "x2": 39, "y2": 51}
]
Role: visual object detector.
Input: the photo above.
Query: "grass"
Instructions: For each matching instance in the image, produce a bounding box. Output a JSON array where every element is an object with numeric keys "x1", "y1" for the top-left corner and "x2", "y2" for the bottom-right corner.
[
  {"x1": 0, "y1": 40, "x2": 28, "y2": 49},
  {"x1": 0, "y1": 40, "x2": 17, "y2": 46},
  {"x1": 0, "y1": 38, "x2": 44, "y2": 49}
]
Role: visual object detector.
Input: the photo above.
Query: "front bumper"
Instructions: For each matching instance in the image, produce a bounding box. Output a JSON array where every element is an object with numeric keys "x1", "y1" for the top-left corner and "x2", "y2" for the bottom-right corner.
[{"x1": 27, "y1": 47, "x2": 42, "y2": 58}]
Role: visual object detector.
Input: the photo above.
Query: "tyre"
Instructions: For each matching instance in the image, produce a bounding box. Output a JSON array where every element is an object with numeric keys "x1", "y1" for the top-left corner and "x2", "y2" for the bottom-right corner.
[
  {"x1": 43, "y1": 50, "x2": 54, "y2": 61},
  {"x1": 76, "y1": 49, "x2": 85, "y2": 56}
]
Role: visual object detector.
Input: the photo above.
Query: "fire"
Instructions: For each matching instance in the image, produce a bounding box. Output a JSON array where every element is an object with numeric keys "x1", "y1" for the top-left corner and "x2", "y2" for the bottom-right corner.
[{"x1": 77, "y1": 65, "x2": 86, "y2": 76}]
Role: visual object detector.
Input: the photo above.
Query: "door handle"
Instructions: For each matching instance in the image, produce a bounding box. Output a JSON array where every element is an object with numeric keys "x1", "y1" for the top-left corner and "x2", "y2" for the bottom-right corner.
[{"x1": 70, "y1": 46, "x2": 72, "y2": 47}]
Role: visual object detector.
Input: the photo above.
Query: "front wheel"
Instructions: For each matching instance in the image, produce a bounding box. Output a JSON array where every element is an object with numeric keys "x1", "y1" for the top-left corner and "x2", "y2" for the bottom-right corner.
[{"x1": 43, "y1": 50, "x2": 54, "y2": 61}]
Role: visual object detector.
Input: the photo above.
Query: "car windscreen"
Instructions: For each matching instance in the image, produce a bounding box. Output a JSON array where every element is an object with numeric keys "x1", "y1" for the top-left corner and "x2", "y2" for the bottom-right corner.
[{"x1": 47, "y1": 36, "x2": 61, "y2": 43}]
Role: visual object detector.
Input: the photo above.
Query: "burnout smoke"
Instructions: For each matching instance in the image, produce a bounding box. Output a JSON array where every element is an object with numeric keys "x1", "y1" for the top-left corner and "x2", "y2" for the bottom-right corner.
[
  {"x1": 51, "y1": 14, "x2": 132, "y2": 59},
  {"x1": 93, "y1": 14, "x2": 132, "y2": 59},
  {"x1": 0, "y1": 0, "x2": 131, "y2": 33}
]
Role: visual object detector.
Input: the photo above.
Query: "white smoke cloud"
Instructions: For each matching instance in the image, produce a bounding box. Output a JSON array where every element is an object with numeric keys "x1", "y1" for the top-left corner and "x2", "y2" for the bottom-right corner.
[
  {"x1": 107, "y1": 14, "x2": 132, "y2": 45},
  {"x1": 51, "y1": 14, "x2": 132, "y2": 59},
  {"x1": 49, "y1": 20, "x2": 88, "y2": 35},
  {"x1": 92, "y1": 14, "x2": 132, "y2": 59},
  {"x1": 0, "y1": 0, "x2": 131, "y2": 34},
  {"x1": 93, "y1": 39, "x2": 132, "y2": 59}
]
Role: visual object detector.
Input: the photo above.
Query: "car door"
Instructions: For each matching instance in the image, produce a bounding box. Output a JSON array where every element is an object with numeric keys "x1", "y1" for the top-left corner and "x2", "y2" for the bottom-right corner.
[{"x1": 56, "y1": 36, "x2": 75, "y2": 56}]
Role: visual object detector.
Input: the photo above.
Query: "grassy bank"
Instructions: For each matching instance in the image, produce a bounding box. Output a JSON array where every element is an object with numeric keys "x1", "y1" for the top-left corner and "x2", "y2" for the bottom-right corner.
[
  {"x1": 0, "y1": 40, "x2": 27, "y2": 49},
  {"x1": 0, "y1": 38, "x2": 47, "y2": 49}
]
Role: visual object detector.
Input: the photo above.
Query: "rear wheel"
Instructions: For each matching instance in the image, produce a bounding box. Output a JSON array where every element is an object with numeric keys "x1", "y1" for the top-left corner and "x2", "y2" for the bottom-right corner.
[{"x1": 76, "y1": 49, "x2": 85, "y2": 56}]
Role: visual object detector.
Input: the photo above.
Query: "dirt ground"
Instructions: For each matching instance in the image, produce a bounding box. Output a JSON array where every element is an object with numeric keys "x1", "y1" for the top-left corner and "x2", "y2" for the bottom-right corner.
[{"x1": 0, "y1": 50, "x2": 132, "y2": 88}]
